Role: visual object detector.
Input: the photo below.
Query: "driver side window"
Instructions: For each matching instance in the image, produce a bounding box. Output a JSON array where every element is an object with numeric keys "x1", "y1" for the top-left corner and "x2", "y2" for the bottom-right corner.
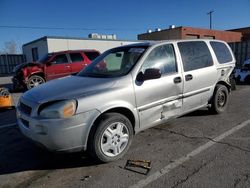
[
  {"x1": 52, "y1": 54, "x2": 68, "y2": 64},
  {"x1": 141, "y1": 44, "x2": 177, "y2": 75}
]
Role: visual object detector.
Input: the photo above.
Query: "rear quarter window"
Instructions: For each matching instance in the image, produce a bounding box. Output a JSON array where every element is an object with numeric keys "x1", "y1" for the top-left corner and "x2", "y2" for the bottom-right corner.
[
  {"x1": 178, "y1": 41, "x2": 213, "y2": 72},
  {"x1": 210, "y1": 41, "x2": 233, "y2": 64},
  {"x1": 84, "y1": 52, "x2": 100, "y2": 61},
  {"x1": 70, "y1": 53, "x2": 84, "y2": 62}
]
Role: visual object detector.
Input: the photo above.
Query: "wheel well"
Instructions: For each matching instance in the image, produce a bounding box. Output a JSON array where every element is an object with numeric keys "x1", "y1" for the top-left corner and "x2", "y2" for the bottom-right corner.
[
  {"x1": 216, "y1": 81, "x2": 230, "y2": 92},
  {"x1": 29, "y1": 72, "x2": 45, "y2": 80},
  {"x1": 105, "y1": 108, "x2": 135, "y2": 131},
  {"x1": 86, "y1": 107, "x2": 136, "y2": 151},
  {"x1": 92, "y1": 107, "x2": 136, "y2": 134},
  {"x1": 209, "y1": 81, "x2": 230, "y2": 105}
]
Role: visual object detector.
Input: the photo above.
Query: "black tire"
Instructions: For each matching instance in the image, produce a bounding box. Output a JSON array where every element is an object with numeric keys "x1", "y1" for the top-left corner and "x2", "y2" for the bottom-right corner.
[
  {"x1": 88, "y1": 113, "x2": 133, "y2": 163},
  {"x1": 27, "y1": 75, "x2": 45, "y2": 90},
  {"x1": 210, "y1": 84, "x2": 229, "y2": 114},
  {"x1": 244, "y1": 75, "x2": 250, "y2": 84},
  {"x1": 230, "y1": 77, "x2": 236, "y2": 90}
]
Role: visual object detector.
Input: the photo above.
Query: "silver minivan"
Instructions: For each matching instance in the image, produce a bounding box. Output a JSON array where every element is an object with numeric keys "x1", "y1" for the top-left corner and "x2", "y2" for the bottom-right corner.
[{"x1": 17, "y1": 39, "x2": 235, "y2": 162}]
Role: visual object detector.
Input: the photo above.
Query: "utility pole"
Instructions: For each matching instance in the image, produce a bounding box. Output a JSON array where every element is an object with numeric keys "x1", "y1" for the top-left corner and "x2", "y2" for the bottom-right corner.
[{"x1": 207, "y1": 10, "x2": 214, "y2": 30}]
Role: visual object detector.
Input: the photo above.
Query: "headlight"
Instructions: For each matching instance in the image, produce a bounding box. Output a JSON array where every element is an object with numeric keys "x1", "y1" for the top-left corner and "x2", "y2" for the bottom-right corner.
[{"x1": 39, "y1": 100, "x2": 77, "y2": 119}]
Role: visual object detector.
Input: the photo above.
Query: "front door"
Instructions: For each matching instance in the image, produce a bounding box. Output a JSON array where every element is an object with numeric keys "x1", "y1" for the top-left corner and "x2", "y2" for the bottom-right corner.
[
  {"x1": 45, "y1": 54, "x2": 71, "y2": 80},
  {"x1": 134, "y1": 44, "x2": 183, "y2": 130},
  {"x1": 177, "y1": 41, "x2": 217, "y2": 113}
]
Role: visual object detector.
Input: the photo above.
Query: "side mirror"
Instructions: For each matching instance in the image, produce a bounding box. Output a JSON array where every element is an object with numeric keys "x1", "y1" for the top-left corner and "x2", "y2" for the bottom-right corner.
[
  {"x1": 116, "y1": 53, "x2": 122, "y2": 57},
  {"x1": 136, "y1": 68, "x2": 161, "y2": 82}
]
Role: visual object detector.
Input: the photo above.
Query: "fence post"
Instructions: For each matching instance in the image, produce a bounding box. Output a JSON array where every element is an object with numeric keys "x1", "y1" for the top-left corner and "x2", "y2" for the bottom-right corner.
[{"x1": 6, "y1": 53, "x2": 9, "y2": 74}]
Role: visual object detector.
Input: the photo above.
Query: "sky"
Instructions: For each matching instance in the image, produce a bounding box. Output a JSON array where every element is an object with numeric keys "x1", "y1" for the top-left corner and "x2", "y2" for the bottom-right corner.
[{"x1": 0, "y1": 0, "x2": 249, "y2": 52}]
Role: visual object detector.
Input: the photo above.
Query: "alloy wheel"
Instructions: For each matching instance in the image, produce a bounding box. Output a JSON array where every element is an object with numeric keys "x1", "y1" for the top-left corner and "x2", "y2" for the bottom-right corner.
[{"x1": 100, "y1": 122, "x2": 129, "y2": 157}]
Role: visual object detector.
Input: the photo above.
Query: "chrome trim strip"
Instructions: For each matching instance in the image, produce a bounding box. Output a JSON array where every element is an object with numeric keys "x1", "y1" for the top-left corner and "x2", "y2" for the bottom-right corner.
[{"x1": 183, "y1": 87, "x2": 210, "y2": 98}]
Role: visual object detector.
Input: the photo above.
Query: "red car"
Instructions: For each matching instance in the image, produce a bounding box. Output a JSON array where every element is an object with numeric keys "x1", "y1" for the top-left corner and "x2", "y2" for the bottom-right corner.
[{"x1": 12, "y1": 50, "x2": 100, "y2": 90}]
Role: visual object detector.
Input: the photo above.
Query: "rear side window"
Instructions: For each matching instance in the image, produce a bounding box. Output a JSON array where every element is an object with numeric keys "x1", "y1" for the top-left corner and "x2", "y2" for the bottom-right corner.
[
  {"x1": 70, "y1": 53, "x2": 84, "y2": 62},
  {"x1": 84, "y1": 52, "x2": 100, "y2": 61},
  {"x1": 178, "y1": 41, "x2": 213, "y2": 72},
  {"x1": 210, "y1": 42, "x2": 233, "y2": 64}
]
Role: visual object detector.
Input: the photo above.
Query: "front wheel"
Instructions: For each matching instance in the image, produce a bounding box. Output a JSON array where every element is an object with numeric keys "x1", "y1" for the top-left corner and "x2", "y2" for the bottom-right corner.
[
  {"x1": 88, "y1": 113, "x2": 133, "y2": 163},
  {"x1": 27, "y1": 75, "x2": 45, "y2": 89},
  {"x1": 210, "y1": 84, "x2": 229, "y2": 114}
]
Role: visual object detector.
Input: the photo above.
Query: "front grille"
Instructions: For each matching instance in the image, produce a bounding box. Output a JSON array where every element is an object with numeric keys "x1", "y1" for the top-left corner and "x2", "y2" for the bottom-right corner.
[
  {"x1": 21, "y1": 118, "x2": 29, "y2": 128},
  {"x1": 20, "y1": 102, "x2": 32, "y2": 115}
]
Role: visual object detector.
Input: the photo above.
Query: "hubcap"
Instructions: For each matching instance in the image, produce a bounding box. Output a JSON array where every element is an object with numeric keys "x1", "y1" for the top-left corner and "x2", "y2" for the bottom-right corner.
[
  {"x1": 29, "y1": 77, "x2": 44, "y2": 88},
  {"x1": 217, "y1": 90, "x2": 226, "y2": 108},
  {"x1": 101, "y1": 122, "x2": 129, "y2": 157}
]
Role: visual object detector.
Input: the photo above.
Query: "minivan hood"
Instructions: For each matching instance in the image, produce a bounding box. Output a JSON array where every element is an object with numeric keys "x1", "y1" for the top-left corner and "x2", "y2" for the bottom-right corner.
[{"x1": 22, "y1": 76, "x2": 117, "y2": 103}]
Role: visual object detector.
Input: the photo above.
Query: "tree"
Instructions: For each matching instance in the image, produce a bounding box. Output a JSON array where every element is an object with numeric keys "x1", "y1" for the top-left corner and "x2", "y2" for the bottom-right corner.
[{"x1": 1, "y1": 41, "x2": 17, "y2": 54}]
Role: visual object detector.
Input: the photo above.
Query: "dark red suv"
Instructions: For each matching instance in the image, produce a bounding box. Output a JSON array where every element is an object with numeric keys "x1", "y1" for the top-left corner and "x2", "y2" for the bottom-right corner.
[{"x1": 12, "y1": 50, "x2": 100, "y2": 90}]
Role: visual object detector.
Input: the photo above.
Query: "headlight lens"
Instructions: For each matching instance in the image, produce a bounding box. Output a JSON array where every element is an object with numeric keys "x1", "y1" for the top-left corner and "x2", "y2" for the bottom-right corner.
[{"x1": 39, "y1": 100, "x2": 77, "y2": 119}]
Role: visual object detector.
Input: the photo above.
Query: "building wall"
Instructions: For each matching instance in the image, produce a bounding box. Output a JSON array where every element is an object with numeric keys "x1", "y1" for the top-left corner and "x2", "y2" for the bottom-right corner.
[
  {"x1": 181, "y1": 27, "x2": 242, "y2": 42},
  {"x1": 229, "y1": 27, "x2": 250, "y2": 41},
  {"x1": 23, "y1": 37, "x2": 139, "y2": 62},
  {"x1": 47, "y1": 38, "x2": 138, "y2": 53},
  {"x1": 138, "y1": 27, "x2": 182, "y2": 40},
  {"x1": 138, "y1": 26, "x2": 242, "y2": 43},
  {"x1": 22, "y1": 39, "x2": 48, "y2": 62}
]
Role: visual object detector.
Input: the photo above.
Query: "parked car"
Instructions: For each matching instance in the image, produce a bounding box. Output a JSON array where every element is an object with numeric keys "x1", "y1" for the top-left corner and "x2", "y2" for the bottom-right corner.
[
  {"x1": 17, "y1": 40, "x2": 235, "y2": 162},
  {"x1": 235, "y1": 59, "x2": 250, "y2": 84},
  {"x1": 12, "y1": 50, "x2": 100, "y2": 90}
]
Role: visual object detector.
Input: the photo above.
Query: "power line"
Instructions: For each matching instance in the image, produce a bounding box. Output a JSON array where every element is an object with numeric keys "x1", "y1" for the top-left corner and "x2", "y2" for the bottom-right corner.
[{"x1": 0, "y1": 25, "x2": 142, "y2": 31}]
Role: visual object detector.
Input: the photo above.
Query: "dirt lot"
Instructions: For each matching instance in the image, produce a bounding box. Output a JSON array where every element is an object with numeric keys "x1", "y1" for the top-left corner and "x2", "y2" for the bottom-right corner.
[{"x1": 0, "y1": 77, "x2": 250, "y2": 188}]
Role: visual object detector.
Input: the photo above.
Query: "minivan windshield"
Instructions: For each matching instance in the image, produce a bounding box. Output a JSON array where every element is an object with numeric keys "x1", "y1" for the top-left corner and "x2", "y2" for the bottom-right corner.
[{"x1": 78, "y1": 46, "x2": 148, "y2": 78}]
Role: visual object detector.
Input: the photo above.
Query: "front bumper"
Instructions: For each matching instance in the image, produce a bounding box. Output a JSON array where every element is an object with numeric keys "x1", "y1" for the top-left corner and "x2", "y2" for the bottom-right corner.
[{"x1": 17, "y1": 108, "x2": 100, "y2": 152}]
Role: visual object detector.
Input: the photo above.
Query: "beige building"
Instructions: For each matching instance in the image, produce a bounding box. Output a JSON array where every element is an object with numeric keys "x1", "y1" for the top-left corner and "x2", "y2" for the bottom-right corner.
[{"x1": 23, "y1": 36, "x2": 138, "y2": 62}]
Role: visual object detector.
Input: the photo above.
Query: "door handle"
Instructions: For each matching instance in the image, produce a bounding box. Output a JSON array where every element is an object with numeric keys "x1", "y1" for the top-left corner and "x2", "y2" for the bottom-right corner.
[
  {"x1": 221, "y1": 69, "x2": 225, "y2": 76},
  {"x1": 173, "y1": 76, "x2": 182, "y2": 84},
  {"x1": 66, "y1": 65, "x2": 70, "y2": 68},
  {"x1": 185, "y1": 74, "x2": 193, "y2": 81}
]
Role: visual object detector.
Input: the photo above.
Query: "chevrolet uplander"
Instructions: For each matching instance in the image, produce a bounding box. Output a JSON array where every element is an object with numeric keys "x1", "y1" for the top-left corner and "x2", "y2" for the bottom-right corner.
[{"x1": 17, "y1": 40, "x2": 235, "y2": 162}]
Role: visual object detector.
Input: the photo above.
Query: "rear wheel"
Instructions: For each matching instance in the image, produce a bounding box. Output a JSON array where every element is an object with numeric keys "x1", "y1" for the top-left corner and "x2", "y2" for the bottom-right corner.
[
  {"x1": 88, "y1": 113, "x2": 133, "y2": 163},
  {"x1": 27, "y1": 75, "x2": 45, "y2": 89},
  {"x1": 210, "y1": 84, "x2": 229, "y2": 114}
]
